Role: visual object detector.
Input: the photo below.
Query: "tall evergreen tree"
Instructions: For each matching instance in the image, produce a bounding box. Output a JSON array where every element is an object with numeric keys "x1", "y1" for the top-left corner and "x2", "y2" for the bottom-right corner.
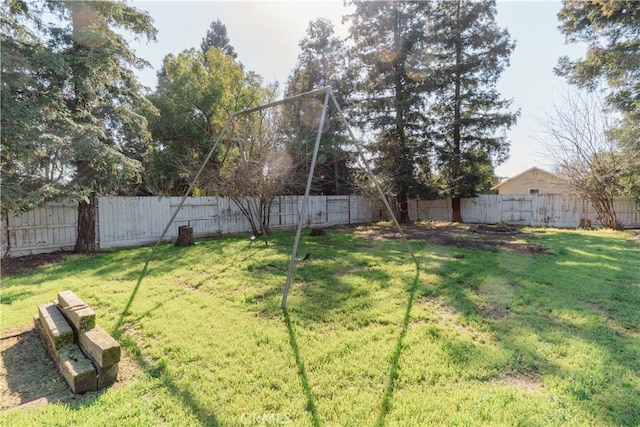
[
  {"x1": 1, "y1": 0, "x2": 157, "y2": 253},
  {"x1": 284, "y1": 18, "x2": 354, "y2": 195},
  {"x1": 427, "y1": 0, "x2": 518, "y2": 222},
  {"x1": 346, "y1": 1, "x2": 434, "y2": 221},
  {"x1": 1, "y1": 0, "x2": 71, "y2": 214},
  {"x1": 201, "y1": 19, "x2": 237, "y2": 60}
]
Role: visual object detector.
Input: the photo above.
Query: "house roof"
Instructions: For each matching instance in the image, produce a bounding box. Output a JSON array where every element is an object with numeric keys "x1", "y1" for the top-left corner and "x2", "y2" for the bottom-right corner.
[{"x1": 490, "y1": 167, "x2": 565, "y2": 190}]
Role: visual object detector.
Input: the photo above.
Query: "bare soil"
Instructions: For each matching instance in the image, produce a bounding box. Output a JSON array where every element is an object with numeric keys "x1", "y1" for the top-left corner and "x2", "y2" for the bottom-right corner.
[
  {"x1": 1, "y1": 251, "x2": 72, "y2": 277},
  {"x1": 0, "y1": 326, "x2": 139, "y2": 412},
  {"x1": 349, "y1": 222, "x2": 549, "y2": 255}
]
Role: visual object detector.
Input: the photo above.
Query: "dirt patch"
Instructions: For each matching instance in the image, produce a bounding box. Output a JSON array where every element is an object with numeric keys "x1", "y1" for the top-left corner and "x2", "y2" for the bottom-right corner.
[
  {"x1": 350, "y1": 222, "x2": 549, "y2": 255},
  {"x1": 585, "y1": 301, "x2": 610, "y2": 318},
  {"x1": 497, "y1": 373, "x2": 543, "y2": 391},
  {"x1": 625, "y1": 230, "x2": 640, "y2": 242},
  {"x1": 1, "y1": 250, "x2": 113, "y2": 277},
  {"x1": 1, "y1": 325, "x2": 139, "y2": 412},
  {"x1": 1, "y1": 251, "x2": 71, "y2": 277},
  {"x1": 468, "y1": 224, "x2": 521, "y2": 235}
]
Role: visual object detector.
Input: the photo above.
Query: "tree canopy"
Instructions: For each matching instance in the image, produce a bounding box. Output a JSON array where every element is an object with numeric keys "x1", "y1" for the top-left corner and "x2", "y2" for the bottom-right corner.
[
  {"x1": 427, "y1": 0, "x2": 518, "y2": 221},
  {"x1": 145, "y1": 47, "x2": 265, "y2": 196},
  {"x1": 1, "y1": 0, "x2": 157, "y2": 252},
  {"x1": 284, "y1": 18, "x2": 354, "y2": 196},
  {"x1": 201, "y1": 19, "x2": 238, "y2": 60},
  {"x1": 346, "y1": 0, "x2": 434, "y2": 221},
  {"x1": 346, "y1": 0, "x2": 518, "y2": 221}
]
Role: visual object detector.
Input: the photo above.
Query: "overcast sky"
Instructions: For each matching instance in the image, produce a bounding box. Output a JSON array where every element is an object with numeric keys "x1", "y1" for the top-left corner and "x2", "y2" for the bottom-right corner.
[{"x1": 129, "y1": 0, "x2": 588, "y2": 178}]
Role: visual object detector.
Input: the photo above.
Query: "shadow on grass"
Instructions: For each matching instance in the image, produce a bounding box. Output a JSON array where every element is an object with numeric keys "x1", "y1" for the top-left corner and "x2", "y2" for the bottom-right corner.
[
  {"x1": 423, "y1": 232, "x2": 640, "y2": 425},
  {"x1": 247, "y1": 233, "x2": 397, "y2": 323},
  {"x1": 0, "y1": 329, "x2": 70, "y2": 410},
  {"x1": 112, "y1": 238, "x2": 262, "y2": 332},
  {"x1": 374, "y1": 270, "x2": 420, "y2": 427},
  {"x1": 113, "y1": 330, "x2": 220, "y2": 426},
  {"x1": 282, "y1": 308, "x2": 321, "y2": 427}
]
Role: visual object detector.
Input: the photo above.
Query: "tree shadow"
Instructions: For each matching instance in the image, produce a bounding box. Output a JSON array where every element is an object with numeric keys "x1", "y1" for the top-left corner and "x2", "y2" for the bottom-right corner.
[
  {"x1": 282, "y1": 308, "x2": 321, "y2": 427},
  {"x1": 243, "y1": 245, "x2": 391, "y2": 323},
  {"x1": 374, "y1": 270, "x2": 420, "y2": 427},
  {"x1": 0, "y1": 329, "x2": 70, "y2": 410},
  {"x1": 112, "y1": 238, "x2": 263, "y2": 331},
  {"x1": 111, "y1": 329, "x2": 221, "y2": 426},
  {"x1": 420, "y1": 234, "x2": 640, "y2": 425}
]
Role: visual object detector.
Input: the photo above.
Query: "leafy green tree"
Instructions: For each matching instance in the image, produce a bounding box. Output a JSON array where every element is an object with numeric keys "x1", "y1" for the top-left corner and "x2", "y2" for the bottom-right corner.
[
  {"x1": 346, "y1": 0, "x2": 435, "y2": 222},
  {"x1": 556, "y1": 0, "x2": 640, "y2": 197},
  {"x1": 283, "y1": 18, "x2": 354, "y2": 196},
  {"x1": 427, "y1": 0, "x2": 518, "y2": 222},
  {"x1": 145, "y1": 47, "x2": 263, "y2": 195},
  {"x1": 1, "y1": 0, "x2": 157, "y2": 253}
]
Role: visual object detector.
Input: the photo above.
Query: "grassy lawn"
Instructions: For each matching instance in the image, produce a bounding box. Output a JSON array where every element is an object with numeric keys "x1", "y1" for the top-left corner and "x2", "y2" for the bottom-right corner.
[{"x1": 1, "y1": 224, "x2": 639, "y2": 426}]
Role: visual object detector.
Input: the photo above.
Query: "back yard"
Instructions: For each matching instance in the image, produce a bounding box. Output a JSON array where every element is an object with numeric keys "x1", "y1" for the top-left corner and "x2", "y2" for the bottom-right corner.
[{"x1": 1, "y1": 223, "x2": 639, "y2": 426}]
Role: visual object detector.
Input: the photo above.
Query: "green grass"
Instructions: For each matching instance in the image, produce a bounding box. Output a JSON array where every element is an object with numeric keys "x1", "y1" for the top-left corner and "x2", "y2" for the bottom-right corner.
[{"x1": 1, "y1": 226, "x2": 639, "y2": 426}]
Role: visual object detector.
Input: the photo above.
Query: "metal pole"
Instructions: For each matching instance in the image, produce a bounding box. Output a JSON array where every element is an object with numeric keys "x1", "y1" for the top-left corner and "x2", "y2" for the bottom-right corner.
[
  {"x1": 329, "y1": 91, "x2": 419, "y2": 267},
  {"x1": 118, "y1": 115, "x2": 236, "y2": 324},
  {"x1": 281, "y1": 88, "x2": 331, "y2": 308},
  {"x1": 236, "y1": 87, "x2": 331, "y2": 116},
  {"x1": 140, "y1": 116, "x2": 235, "y2": 266}
]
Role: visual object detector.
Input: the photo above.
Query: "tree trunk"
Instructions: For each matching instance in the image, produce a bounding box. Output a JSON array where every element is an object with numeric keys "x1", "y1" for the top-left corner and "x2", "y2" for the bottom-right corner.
[
  {"x1": 74, "y1": 193, "x2": 96, "y2": 254},
  {"x1": 450, "y1": 0, "x2": 464, "y2": 225},
  {"x1": 392, "y1": 1, "x2": 410, "y2": 224},
  {"x1": 398, "y1": 187, "x2": 409, "y2": 223},
  {"x1": 591, "y1": 194, "x2": 619, "y2": 229},
  {"x1": 175, "y1": 226, "x2": 194, "y2": 247},
  {"x1": 452, "y1": 197, "x2": 463, "y2": 223}
]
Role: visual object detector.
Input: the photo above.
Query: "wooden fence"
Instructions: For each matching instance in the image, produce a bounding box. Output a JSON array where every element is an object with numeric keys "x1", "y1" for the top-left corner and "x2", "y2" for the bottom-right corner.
[
  {"x1": 409, "y1": 195, "x2": 640, "y2": 228},
  {"x1": 1, "y1": 195, "x2": 376, "y2": 257},
  {"x1": 2, "y1": 194, "x2": 638, "y2": 257}
]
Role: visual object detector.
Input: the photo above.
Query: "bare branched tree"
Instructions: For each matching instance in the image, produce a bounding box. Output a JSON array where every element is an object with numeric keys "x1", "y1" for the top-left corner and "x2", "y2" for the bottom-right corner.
[
  {"x1": 538, "y1": 88, "x2": 629, "y2": 229},
  {"x1": 198, "y1": 106, "x2": 302, "y2": 238}
]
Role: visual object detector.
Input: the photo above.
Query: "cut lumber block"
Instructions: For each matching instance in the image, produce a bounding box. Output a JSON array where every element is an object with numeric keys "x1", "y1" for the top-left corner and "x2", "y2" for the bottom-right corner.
[
  {"x1": 38, "y1": 303, "x2": 74, "y2": 350},
  {"x1": 79, "y1": 326, "x2": 121, "y2": 368},
  {"x1": 34, "y1": 316, "x2": 97, "y2": 393},
  {"x1": 97, "y1": 363, "x2": 119, "y2": 389},
  {"x1": 57, "y1": 290, "x2": 95, "y2": 333},
  {"x1": 57, "y1": 344, "x2": 97, "y2": 393}
]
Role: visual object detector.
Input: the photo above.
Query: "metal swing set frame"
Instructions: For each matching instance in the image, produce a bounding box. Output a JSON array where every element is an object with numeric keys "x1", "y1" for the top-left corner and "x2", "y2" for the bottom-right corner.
[{"x1": 138, "y1": 86, "x2": 417, "y2": 309}]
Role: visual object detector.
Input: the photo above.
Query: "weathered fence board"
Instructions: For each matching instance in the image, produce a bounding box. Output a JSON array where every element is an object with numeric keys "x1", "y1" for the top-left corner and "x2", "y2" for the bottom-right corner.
[
  {"x1": 326, "y1": 196, "x2": 350, "y2": 226},
  {"x1": 1, "y1": 204, "x2": 77, "y2": 257},
  {"x1": 411, "y1": 198, "x2": 450, "y2": 222},
  {"x1": 98, "y1": 197, "x2": 171, "y2": 248},
  {"x1": 97, "y1": 195, "x2": 374, "y2": 251},
  {"x1": 409, "y1": 195, "x2": 639, "y2": 228}
]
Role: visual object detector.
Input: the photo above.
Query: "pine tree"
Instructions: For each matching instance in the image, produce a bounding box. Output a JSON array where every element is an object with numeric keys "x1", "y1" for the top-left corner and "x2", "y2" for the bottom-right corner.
[
  {"x1": 284, "y1": 18, "x2": 354, "y2": 195},
  {"x1": 1, "y1": 0, "x2": 157, "y2": 253},
  {"x1": 201, "y1": 19, "x2": 237, "y2": 60},
  {"x1": 346, "y1": 1, "x2": 434, "y2": 221},
  {"x1": 427, "y1": 0, "x2": 518, "y2": 222}
]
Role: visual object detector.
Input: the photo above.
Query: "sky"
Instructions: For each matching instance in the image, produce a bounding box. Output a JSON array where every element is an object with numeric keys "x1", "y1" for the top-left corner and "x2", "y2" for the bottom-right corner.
[{"x1": 128, "y1": 0, "x2": 588, "y2": 179}]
